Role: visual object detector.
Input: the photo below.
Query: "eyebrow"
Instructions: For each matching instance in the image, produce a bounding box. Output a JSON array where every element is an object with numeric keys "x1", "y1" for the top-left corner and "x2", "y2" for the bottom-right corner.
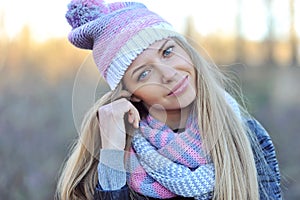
[
  {"x1": 131, "y1": 39, "x2": 171, "y2": 78},
  {"x1": 131, "y1": 64, "x2": 146, "y2": 78},
  {"x1": 158, "y1": 39, "x2": 170, "y2": 54}
]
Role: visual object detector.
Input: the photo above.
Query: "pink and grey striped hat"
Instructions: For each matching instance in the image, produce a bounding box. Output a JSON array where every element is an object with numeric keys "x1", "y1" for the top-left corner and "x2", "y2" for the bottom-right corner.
[{"x1": 66, "y1": 0, "x2": 182, "y2": 90}]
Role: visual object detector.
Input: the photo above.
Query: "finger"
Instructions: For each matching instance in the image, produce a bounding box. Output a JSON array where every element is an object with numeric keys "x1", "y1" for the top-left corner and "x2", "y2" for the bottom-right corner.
[
  {"x1": 134, "y1": 117, "x2": 140, "y2": 129},
  {"x1": 127, "y1": 110, "x2": 134, "y2": 123},
  {"x1": 128, "y1": 104, "x2": 140, "y2": 129},
  {"x1": 119, "y1": 90, "x2": 132, "y2": 99},
  {"x1": 133, "y1": 108, "x2": 140, "y2": 129},
  {"x1": 101, "y1": 98, "x2": 140, "y2": 127}
]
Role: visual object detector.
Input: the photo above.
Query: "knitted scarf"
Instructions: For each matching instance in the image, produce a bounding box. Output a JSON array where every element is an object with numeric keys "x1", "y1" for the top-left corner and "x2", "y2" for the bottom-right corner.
[
  {"x1": 126, "y1": 93, "x2": 240, "y2": 199},
  {"x1": 126, "y1": 114, "x2": 214, "y2": 199}
]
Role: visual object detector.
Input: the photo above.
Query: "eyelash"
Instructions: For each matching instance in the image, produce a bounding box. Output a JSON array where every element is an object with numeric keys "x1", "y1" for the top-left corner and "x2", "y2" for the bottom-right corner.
[
  {"x1": 163, "y1": 45, "x2": 174, "y2": 57},
  {"x1": 137, "y1": 69, "x2": 151, "y2": 81}
]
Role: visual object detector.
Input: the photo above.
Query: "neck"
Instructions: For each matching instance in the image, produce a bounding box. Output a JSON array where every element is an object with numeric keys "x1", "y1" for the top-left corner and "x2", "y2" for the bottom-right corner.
[{"x1": 147, "y1": 104, "x2": 193, "y2": 130}]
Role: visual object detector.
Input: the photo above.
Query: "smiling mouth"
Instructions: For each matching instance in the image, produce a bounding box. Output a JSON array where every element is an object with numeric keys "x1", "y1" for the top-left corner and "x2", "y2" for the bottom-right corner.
[{"x1": 168, "y1": 75, "x2": 189, "y2": 96}]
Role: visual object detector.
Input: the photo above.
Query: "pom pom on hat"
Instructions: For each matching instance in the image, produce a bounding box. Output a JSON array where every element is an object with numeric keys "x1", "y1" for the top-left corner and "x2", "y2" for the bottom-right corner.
[
  {"x1": 66, "y1": 0, "x2": 109, "y2": 29},
  {"x1": 66, "y1": 0, "x2": 184, "y2": 90}
]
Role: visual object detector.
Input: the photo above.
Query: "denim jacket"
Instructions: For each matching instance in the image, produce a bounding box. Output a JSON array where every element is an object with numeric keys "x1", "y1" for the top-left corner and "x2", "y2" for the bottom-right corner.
[{"x1": 94, "y1": 119, "x2": 282, "y2": 200}]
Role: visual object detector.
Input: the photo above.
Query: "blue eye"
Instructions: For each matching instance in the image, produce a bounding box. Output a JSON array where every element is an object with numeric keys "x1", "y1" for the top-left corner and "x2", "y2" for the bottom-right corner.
[
  {"x1": 138, "y1": 70, "x2": 150, "y2": 81},
  {"x1": 163, "y1": 46, "x2": 174, "y2": 57}
]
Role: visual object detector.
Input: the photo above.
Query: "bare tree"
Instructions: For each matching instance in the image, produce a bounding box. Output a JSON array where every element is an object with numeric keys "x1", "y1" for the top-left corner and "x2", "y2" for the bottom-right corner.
[
  {"x1": 289, "y1": 0, "x2": 298, "y2": 67},
  {"x1": 235, "y1": 0, "x2": 245, "y2": 63},
  {"x1": 264, "y1": 0, "x2": 275, "y2": 65},
  {"x1": 184, "y1": 15, "x2": 196, "y2": 38},
  {"x1": 0, "y1": 10, "x2": 8, "y2": 72}
]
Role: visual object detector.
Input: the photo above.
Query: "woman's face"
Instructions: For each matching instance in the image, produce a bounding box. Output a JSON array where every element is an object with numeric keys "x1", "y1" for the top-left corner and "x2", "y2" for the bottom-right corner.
[{"x1": 123, "y1": 38, "x2": 196, "y2": 112}]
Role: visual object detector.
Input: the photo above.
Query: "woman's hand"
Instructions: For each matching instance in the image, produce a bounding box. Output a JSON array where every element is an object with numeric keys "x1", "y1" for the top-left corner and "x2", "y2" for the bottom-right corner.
[{"x1": 98, "y1": 91, "x2": 140, "y2": 150}]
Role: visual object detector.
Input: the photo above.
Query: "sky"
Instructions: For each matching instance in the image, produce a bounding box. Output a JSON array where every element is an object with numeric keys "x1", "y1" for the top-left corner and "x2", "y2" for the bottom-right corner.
[{"x1": 0, "y1": 0, "x2": 299, "y2": 42}]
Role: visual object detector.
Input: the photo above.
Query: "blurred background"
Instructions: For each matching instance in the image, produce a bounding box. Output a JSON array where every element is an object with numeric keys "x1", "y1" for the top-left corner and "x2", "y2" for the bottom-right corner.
[{"x1": 0, "y1": 0, "x2": 299, "y2": 199}]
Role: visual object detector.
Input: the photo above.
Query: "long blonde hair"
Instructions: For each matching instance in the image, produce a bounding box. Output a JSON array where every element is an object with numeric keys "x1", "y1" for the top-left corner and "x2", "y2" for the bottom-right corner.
[
  {"x1": 56, "y1": 36, "x2": 266, "y2": 199},
  {"x1": 176, "y1": 37, "x2": 259, "y2": 199}
]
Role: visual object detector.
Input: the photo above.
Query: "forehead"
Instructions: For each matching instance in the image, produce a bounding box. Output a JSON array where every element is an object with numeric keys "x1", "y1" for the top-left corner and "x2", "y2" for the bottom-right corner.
[
  {"x1": 146, "y1": 38, "x2": 171, "y2": 50},
  {"x1": 131, "y1": 38, "x2": 173, "y2": 62}
]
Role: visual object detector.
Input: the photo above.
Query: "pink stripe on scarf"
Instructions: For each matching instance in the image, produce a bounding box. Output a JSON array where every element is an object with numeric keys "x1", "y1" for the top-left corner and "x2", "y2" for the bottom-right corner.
[
  {"x1": 184, "y1": 132, "x2": 208, "y2": 164},
  {"x1": 128, "y1": 114, "x2": 210, "y2": 198},
  {"x1": 129, "y1": 165, "x2": 147, "y2": 193},
  {"x1": 171, "y1": 136, "x2": 196, "y2": 166},
  {"x1": 153, "y1": 181, "x2": 176, "y2": 198}
]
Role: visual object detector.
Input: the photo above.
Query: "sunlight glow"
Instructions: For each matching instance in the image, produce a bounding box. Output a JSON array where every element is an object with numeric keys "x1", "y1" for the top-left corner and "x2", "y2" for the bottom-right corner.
[{"x1": 0, "y1": 0, "x2": 298, "y2": 42}]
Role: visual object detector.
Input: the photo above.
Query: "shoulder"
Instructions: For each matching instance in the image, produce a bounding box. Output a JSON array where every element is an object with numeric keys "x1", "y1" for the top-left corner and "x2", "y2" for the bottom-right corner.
[
  {"x1": 246, "y1": 118, "x2": 269, "y2": 140},
  {"x1": 245, "y1": 118, "x2": 278, "y2": 167},
  {"x1": 245, "y1": 118, "x2": 282, "y2": 199},
  {"x1": 245, "y1": 118, "x2": 276, "y2": 154}
]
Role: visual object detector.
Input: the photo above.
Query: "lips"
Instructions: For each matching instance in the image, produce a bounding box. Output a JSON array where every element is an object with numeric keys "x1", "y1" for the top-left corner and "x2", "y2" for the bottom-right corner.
[{"x1": 168, "y1": 75, "x2": 189, "y2": 96}]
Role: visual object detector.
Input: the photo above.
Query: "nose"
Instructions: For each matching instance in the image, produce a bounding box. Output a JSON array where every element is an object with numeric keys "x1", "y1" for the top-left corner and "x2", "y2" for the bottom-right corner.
[{"x1": 158, "y1": 64, "x2": 177, "y2": 84}]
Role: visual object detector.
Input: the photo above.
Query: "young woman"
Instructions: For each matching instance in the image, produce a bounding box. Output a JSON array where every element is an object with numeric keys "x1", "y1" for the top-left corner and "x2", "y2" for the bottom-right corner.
[{"x1": 56, "y1": 0, "x2": 282, "y2": 199}]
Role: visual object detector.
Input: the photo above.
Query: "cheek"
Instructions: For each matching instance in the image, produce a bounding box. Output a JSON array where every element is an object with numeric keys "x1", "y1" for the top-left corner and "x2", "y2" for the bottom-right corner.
[{"x1": 133, "y1": 85, "x2": 163, "y2": 104}]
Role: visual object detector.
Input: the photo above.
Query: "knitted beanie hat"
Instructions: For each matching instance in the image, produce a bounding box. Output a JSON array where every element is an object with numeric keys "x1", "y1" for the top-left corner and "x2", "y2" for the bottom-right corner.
[{"x1": 66, "y1": 0, "x2": 182, "y2": 90}]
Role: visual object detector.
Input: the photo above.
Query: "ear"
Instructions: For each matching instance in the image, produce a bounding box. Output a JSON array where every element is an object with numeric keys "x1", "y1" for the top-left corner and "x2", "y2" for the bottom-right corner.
[{"x1": 130, "y1": 95, "x2": 142, "y2": 102}]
